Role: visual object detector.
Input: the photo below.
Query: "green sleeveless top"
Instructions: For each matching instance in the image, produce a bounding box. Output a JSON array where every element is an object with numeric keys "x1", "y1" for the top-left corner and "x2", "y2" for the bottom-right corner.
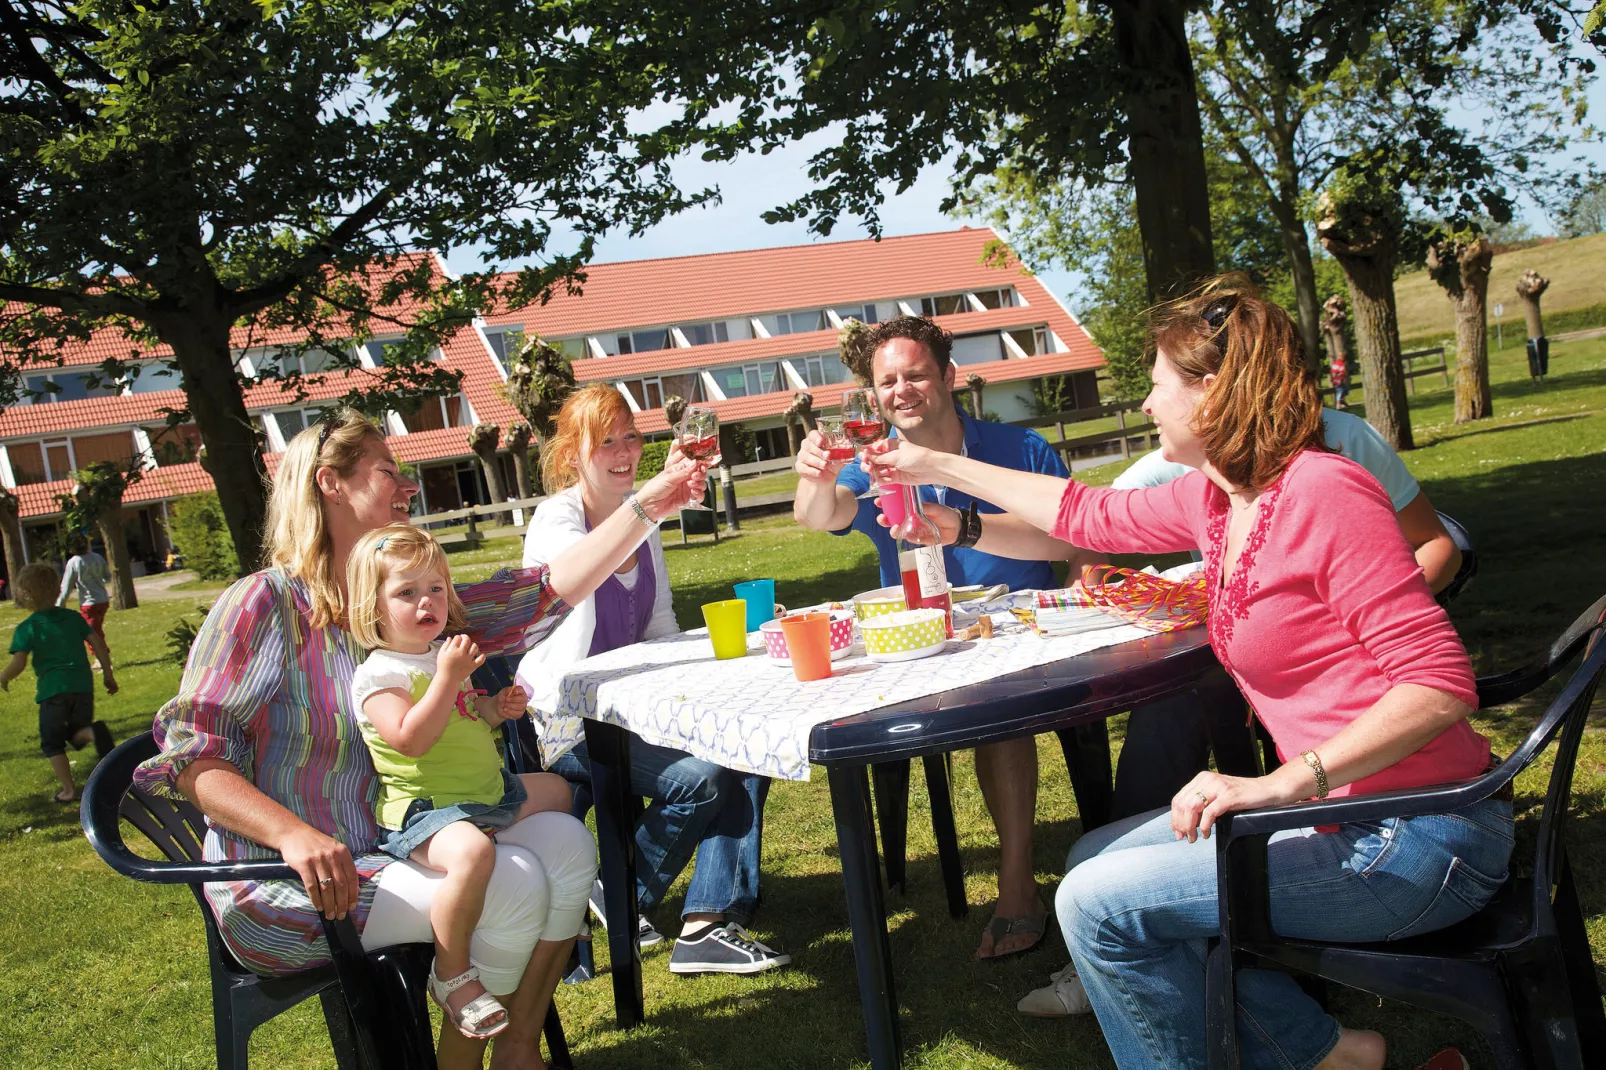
[{"x1": 348, "y1": 644, "x2": 505, "y2": 829}]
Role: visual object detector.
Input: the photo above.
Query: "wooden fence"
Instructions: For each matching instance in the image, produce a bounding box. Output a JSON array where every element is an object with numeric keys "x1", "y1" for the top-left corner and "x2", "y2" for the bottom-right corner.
[{"x1": 1319, "y1": 346, "x2": 1449, "y2": 400}]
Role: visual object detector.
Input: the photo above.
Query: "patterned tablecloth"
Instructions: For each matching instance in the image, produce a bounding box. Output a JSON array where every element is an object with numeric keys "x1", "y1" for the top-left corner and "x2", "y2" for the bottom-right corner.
[{"x1": 523, "y1": 610, "x2": 1152, "y2": 781}]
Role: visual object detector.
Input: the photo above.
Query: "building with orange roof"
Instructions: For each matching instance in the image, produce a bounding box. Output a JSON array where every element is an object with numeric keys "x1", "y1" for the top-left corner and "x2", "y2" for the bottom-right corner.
[{"x1": 0, "y1": 227, "x2": 1102, "y2": 573}]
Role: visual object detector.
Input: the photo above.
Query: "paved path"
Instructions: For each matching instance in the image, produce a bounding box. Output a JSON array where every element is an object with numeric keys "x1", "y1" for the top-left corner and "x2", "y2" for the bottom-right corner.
[{"x1": 132, "y1": 570, "x2": 223, "y2": 601}]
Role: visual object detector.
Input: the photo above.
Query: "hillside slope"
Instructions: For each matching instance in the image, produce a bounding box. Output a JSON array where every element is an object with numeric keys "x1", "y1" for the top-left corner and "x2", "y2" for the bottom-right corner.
[{"x1": 1393, "y1": 231, "x2": 1606, "y2": 341}]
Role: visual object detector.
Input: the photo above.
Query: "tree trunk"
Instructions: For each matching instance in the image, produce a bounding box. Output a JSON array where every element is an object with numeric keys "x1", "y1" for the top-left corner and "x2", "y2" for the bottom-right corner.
[
  {"x1": 1450, "y1": 246, "x2": 1494, "y2": 423},
  {"x1": 0, "y1": 489, "x2": 24, "y2": 599},
  {"x1": 966, "y1": 373, "x2": 987, "y2": 419},
  {"x1": 1110, "y1": 0, "x2": 1217, "y2": 301},
  {"x1": 155, "y1": 314, "x2": 269, "y2": 573},
  {"x1": 1274, "y1": 202, "x2": 1323, "y2": 369},
  {"x1": 96, "y1": 503, "x2": 138, "y2": 610},
  {"x1": 468, "y1": 424, "x2": 506, "y2": 504},
  {"x1": 784, "y1": 416, "x2": 802, "y2": 457},
  {"x1": 505, "y1": 423, "x2": 535, "y2": 499},
  {"x1": 1333, "y1": 254, "x2": 1414, "y2": 450}
]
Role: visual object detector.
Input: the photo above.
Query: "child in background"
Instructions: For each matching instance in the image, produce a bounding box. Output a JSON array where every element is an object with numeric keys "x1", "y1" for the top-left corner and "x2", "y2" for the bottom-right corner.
[
  {"x1": 346, "y1": 525, "x2": 574, "y2": 1039},
  {"x1": 1330, "y1": 348, "x2": 1350, "y2": 410},
  {"x1": 57, "y1": 537, "x2": 112, "y2": 667},
  {"x1": 2, "y1": 563, "x2": 117, "y2": 803}
]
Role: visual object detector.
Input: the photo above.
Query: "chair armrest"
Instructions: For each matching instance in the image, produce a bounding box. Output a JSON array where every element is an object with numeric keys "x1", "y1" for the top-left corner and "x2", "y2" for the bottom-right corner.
[
  {"x1": 1217, "y1": 765, "x2": 1511, "y2": 843},
  {"x1": 92, "y1": 847, "x2": 301, "y2": 887}
]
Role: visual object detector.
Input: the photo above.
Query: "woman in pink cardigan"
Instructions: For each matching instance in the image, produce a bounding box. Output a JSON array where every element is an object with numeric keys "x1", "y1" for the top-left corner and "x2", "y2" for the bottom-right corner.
[{"x1": 866, "y1": 279, "x2": 1509, "y2": 1070}]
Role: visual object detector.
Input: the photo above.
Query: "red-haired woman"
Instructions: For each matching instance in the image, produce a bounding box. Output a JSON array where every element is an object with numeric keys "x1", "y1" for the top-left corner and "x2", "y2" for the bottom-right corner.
[
  {"x1": 515, "y1": 385, "x2": 790, "y2": 976},
  {"x1": 866, "y1": 278, "x2": 1507, "y2": 1070}
]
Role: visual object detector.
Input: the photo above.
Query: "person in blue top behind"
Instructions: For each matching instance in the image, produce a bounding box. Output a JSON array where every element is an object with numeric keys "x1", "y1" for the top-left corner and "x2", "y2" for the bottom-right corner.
[{"x1": 795, "y1": 315, "x2": 1101, "y2": 960}]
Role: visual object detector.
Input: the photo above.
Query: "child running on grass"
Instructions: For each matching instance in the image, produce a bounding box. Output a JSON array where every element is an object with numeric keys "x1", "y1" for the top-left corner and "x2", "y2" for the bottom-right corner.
[
  {"x1": 2, "y1": 563, "x2": 117, "y2": 803},
  {"x1": 345, "y1": 524, "x2": 575, "y2": 1040}
]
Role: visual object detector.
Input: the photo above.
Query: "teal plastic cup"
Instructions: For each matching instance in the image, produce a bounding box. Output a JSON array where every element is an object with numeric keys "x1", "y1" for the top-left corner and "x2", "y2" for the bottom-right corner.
[{"x1": 733, "y1": 579, "x2": 777, "y2": 631}]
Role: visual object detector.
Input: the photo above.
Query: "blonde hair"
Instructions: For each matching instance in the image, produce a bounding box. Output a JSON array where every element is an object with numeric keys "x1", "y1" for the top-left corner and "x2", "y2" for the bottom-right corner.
[
  {"x1": 14, "y1": 563, "x2": 62, "y2": 612},
  {"x1": 264, "y1": 407, "x2": 386, "y2": 629},
  {"x1": 345, "y1": 524, "x2": 468, "y2": 649},
  {"x1": 540, "y1": 384, "x2": 636, "y2": 493},
  {"x1": 1149, "y1": 274, "x2": 1331, "y2": 491}
]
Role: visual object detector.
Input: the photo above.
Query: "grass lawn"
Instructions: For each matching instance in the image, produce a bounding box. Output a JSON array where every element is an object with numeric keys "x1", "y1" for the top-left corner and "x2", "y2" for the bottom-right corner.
[{"x1": 2, "y1": 336, "x2": 1604, "y2": 1068}]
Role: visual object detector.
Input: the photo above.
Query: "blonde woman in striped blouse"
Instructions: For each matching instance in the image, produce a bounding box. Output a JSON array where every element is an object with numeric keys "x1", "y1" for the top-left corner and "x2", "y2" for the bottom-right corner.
[{"x1": 137, "y1": 409, "x2": 710, "y2": 1070}]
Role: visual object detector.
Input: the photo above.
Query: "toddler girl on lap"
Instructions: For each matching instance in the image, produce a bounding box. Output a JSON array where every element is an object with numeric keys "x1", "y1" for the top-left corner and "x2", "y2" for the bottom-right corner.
[{"x1": 347, "y1": 524, "x2": 573, "y2": 1039}]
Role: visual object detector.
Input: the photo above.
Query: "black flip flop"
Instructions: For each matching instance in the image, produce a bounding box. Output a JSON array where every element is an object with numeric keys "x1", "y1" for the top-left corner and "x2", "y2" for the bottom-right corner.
[
  {"x1": 52, "y1": 790, "x2": 76, "y2": 805},
  {"x1": 977, "y1": 911, "x2": 1050, "y2": 961}
]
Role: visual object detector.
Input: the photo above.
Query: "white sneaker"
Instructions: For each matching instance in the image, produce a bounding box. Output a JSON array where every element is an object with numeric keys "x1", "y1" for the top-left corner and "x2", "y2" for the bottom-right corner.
[{"x1": 1017, "y1": 964, "x2": 1093, "y2": 1017}]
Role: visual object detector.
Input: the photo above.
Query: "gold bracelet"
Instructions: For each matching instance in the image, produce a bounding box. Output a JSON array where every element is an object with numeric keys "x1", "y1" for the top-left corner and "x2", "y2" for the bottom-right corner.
[{"x1": 1300, "y1": 749, "x2": 1329, "y2": 799}]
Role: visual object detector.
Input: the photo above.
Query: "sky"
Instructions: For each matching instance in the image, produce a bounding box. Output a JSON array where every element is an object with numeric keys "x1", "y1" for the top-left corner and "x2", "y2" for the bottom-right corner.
[{"x1": 441, "y1": 62, "x2": 1606, "y2": 321}]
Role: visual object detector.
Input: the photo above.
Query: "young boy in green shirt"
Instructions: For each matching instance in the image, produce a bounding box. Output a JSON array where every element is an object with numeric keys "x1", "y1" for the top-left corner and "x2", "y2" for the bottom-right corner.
[{"x1": 2, "y1": 563, "x2": 118, "y2": 803}]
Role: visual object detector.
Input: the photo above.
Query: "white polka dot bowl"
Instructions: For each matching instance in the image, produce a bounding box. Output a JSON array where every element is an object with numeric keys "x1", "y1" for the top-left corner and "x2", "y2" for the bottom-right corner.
[
  {"x1": 851, "y1": 586, "x2": 907, "y2": 622},
  {"x1": 859, "y1": 608, "x2": 949, "y2": 663},
  {"x1": 761, "y1": 610, "x2": 857, "y2": 665}
]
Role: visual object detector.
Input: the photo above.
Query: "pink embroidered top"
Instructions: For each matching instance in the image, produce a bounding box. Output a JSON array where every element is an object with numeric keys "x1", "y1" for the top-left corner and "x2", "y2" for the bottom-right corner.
[{"x1": 1054, "y1": 449, "x2": 1488, "y2": 798}]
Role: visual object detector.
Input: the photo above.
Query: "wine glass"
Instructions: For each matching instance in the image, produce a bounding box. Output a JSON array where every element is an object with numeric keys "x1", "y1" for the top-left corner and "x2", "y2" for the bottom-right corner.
[
  {"x1": 676, "y1": 405, "x2": 720, "y2": 511},
  {"x1": 816, "y1": 415, "x2": 855, "y2": 466},
  {"x1": 841, "y1": 387, "x2": 887, "y2": 500}
]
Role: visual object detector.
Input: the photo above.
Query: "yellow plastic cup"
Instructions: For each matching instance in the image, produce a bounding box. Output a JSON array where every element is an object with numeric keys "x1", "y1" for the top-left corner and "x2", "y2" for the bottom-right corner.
[{"x1": 701, "y1": 599, "x2": 750, "y2": 660}]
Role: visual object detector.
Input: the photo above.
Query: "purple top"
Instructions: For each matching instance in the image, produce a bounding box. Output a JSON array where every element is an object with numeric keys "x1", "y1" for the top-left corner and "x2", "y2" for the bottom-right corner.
[{"x1": 587, "y1": 526, "x2": 658, "y2": 656}]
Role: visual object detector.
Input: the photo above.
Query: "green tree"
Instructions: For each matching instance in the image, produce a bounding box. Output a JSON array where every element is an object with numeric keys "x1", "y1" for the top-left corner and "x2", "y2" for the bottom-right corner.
[
  {"x1": 167, "y1": 492, "x2": 242, "y2": 582},
  {"x1": 1, "y1": 0, "x2": 761, "y2": 570},
  {"x1": 1192, "y1": 0, "x2": 1590, "y2": 366}
]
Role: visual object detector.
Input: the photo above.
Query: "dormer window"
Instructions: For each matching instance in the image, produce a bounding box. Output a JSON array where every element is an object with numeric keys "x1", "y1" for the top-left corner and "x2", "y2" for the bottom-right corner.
[
  {"x1": 680, "y1": 322, "x2": 730, "y2": 346},
  {"x1": 616, "y1": 329, "x2": 668, "y2": 355}
]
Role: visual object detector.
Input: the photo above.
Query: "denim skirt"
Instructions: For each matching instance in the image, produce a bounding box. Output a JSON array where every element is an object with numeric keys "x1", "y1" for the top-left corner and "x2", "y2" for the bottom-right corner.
[{"x1": 377, "y1": 769, "x2": 528, "y2": 861}]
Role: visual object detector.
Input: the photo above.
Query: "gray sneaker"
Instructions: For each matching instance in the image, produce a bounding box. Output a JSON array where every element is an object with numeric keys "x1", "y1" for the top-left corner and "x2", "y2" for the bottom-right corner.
[
  {"x1": 586, "y1": 878, "x2": 663, "y2": 947},
  {"x1": 668, "y1": 922, "x2": 791, "y2": 975}
]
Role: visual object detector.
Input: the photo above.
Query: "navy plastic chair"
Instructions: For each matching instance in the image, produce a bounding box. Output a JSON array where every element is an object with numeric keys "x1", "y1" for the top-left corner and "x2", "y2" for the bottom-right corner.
[
  {"x1": 1206, "y1": 593, "x2": 1606, "y2": 1070},
  {"x1": 81, "y1": 732, "x2": 574, "y2": 1069},
  {"x1": 1436, "y1": 510, "x2": 1479, "y2": 607}
]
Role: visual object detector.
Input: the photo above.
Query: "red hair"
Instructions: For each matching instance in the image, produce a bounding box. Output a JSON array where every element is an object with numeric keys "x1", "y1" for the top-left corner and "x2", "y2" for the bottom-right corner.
[
  {"x1": 1150, "y1": 274, "x2": 1331, "y2": 490},
  {"x1": 540, "y1": 384, "x2": 636, "y2": 492}
]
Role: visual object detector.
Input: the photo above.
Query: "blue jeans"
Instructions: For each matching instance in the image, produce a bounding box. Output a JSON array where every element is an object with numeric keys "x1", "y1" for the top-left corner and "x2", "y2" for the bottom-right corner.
[
  {"x1": 548, "y1": 736, "x2": 771, "y2": 924},
  {"x1": 1057, "y1": 798, "x2": 1514, "y2": 1070}
]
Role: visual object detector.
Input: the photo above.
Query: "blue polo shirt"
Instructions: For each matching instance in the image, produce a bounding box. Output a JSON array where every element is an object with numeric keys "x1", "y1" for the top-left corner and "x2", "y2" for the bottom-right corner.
[{"x1": 833, "y1": 409, "x2": 1068, "y2": 591}]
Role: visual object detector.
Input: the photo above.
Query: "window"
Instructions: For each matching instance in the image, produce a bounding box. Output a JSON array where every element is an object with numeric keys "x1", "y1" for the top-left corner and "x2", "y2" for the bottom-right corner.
[
  {"x1": 622, "y1": 378, "x2": 665, "y2": 410},
  {"x1": 715, "y1": 361, "x2": 781, "y2": 398},
  {"x1": 398, "y1": 395, "x2": 469, "y2": 434},
  {"x1": 485, "y1": 329, "x2": 525, "y2": 365},
  {"x1": 801, "y1": 355, "x2": 848, "y2": 388},
  {"x1": 773, "y1": 311, "x2": 825, "y2": 335},
  {"x1": 271, "y1": 409, "x2": 322, "y2": 443},
  {"x1": 7, "y1": 442, "x2": 47, "y2": 484},
  {"x1": 832, "y1": 304, "x2": 879, "y2": 325},
  {"x1": 1007, "y1": 328, "x2": 1039, "y2": 356},
  {"x1": 680, "y1": 322, "x2": 730, "y2": 346},
  {"x1": 145, "y1": 424, "x2": 201, "y2": 466},
  {"x1": 616, "y1": 329, "x2": 668, "y2": 355},
  {"x1": 752, "y1": 427, "x2": 790, "y2": 460},
  {"x1": 972, "y1": 289, "x2": 1016, "y2": 310},
  {"x1": 920, "y1": 294, "x2": 970, "y2": 317},
  {"x1": 71, "y1": 431, "x2": 136, "y2": 468},
  {"x1": 23, "y1": 370, "x2": 121, "y2": 403},
  {"x1": 126, "y1": 362, "x2": 181, "y2": 394},
  {"x1": 657, "y1": 373, "x2": 702, "y2": 406}
]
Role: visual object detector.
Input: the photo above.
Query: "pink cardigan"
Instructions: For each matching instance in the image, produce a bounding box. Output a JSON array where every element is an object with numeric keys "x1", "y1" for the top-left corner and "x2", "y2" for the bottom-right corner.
[{"x1": 1054, "y1": 449, "x2": 1488, "y2": 798}]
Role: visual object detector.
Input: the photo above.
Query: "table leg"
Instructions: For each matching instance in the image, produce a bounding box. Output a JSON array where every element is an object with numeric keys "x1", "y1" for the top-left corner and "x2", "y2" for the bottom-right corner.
[
  {"x1": 582, "y1": 719, "x2": 645, "y2": 1029},
  {"x1": 1056, "y1": 722, "x2": 1114, "y2": 831},
  {"x1": 920, "y1": 753, "x2": 968, "y2": 919},
  {"x1": 870, "y1": 760, "x2": 910, "y2": 893},
  {"x1": 829, "y1": 765, "x2": 902, "y2": 1070}
]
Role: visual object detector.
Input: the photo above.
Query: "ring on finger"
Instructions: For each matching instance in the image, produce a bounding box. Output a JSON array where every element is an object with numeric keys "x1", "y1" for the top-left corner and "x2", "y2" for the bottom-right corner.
[{"x1": 1195, "y1": 790, "x2": 1209, "y2": 805}]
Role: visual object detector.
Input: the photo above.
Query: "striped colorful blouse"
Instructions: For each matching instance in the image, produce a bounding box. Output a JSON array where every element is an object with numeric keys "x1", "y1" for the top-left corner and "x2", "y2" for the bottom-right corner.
[{"x1": 133, "y1": 565, "x2": 568, "y2": 976}]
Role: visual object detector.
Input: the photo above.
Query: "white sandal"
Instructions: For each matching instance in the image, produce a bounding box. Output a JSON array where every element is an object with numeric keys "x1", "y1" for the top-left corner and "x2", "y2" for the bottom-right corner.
[{"x1": 428, "y1": 961, "x2": 509, "y2": 1039}]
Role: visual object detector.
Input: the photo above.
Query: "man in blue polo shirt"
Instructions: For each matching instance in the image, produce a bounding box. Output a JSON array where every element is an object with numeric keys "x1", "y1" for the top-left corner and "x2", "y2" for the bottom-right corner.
[{"x1": 795, "y1": 315, "x2": 1098, "y2": 960}]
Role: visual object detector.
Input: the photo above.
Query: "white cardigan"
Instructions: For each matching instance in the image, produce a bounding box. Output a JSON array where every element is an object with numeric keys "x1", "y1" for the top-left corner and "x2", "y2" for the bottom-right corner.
[{"x1": 514, "y1": 487, "x2": 678, "y2": 715}]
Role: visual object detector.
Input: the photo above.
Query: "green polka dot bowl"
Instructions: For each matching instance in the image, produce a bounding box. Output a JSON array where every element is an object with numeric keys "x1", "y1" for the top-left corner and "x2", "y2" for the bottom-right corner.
[
  {"x1": 851, "y1": 586, "x2": 908, "y2": 622},
  {"x1": 859, "y1": 608, "x2": 949, "y2": 663}
]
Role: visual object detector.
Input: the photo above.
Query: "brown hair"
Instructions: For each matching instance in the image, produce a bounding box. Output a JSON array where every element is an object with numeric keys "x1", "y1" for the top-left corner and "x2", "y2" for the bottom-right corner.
[
  {"x1": 265, "y1": 407, "x2": 387, "y2": 629},
  {"x1": 540, "y1": 384, "x2": 637, "y2": 493},
  {"x1": 14, "y1": 563, "x2": 61, "y2": 612},
  {"x1": 345, "y1": 524, "x2": 468, "y2": 649},
  {"x1": 864, "y1": 316, "x2": 955, "y2": 376},
  {"x1": 1149, "y1": 274, "x2": 1330, "y2": 490}
]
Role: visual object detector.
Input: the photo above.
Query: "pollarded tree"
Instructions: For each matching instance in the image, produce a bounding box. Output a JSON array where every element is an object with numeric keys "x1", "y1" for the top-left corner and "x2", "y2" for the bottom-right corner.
[
  {"x1": 1316, "y1": 167, "x2": 1414, "y2": 450},
  {"x1": 505, "y1": 422, "x2": 536, "y2": 499},
  {"x1": 504, "y1": 338, "x2": 578, "y2": 448},
  {"x1": 965, "y1": 374, "x2": 988, "y2": 420},
  {"x1": 0, "y1": 0, "x2": 769, "y2": 570},
  {"x1": 1426, "y1": 230, "x2": 1496, "y2": 423},
  {"x1": 0, "y1": 485, "x2": 23, "y2": 599},
  {"x1": 468, "y1": 424, "x2": 506, "y2": 505},
  {"x1": 1515, "y1": 269, "x2": 1551, "y2": 340},
  {"x1": 837, "y1": 319, "x2": 874, "y2": 385}
]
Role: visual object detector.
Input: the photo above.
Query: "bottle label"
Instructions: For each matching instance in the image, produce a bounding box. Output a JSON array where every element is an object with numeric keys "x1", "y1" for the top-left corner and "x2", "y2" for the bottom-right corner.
[{"x1": 914, "y1": 544, "x2": 947, "y2": 599}]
